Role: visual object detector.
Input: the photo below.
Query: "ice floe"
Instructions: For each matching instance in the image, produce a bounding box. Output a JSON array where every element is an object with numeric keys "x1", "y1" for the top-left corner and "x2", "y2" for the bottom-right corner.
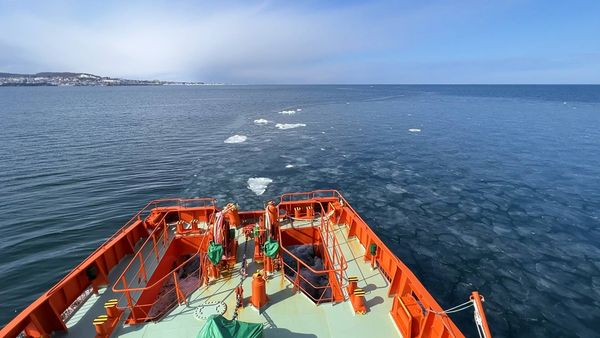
[
  {"x1": 408, "y1": 128, "x2": 421, "y2": 133},
  {"x1": 278, "y1": 110, "x2": 296, "y2": 115},
  {"x1": 275, "y1": 123, "x2": 306, "y2": 130},
  {"x1": 224, "y1": 135, "x2": 247, "y2": 143},
  {"x1": 247, "y1": 177, "x2": 273, "y2": 195},
  {"x1": 385, "y1": 184, "x2": 407, "y2": 194},
  {"x1": 253, "y1": 119, "x2": 269, "y2": 125},
  {"x1": 285, "y1": 164, "x2": 294, "y2": 168}
]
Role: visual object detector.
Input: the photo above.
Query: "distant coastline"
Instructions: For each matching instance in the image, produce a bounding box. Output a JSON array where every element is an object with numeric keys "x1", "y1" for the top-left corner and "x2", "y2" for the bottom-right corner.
[{"x1": 0, "y1": 72, "x2": 204, "y2": 87}]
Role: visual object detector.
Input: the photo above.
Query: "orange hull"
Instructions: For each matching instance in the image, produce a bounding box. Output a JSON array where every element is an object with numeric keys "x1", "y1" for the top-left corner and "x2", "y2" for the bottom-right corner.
[{"x1": 0, "y1": 191, "x2": 491, "y2": 338}]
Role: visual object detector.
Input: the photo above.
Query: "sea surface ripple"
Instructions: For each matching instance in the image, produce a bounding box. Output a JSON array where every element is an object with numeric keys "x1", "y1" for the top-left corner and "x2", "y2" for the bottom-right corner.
[{"x1": 1, "y1": 85, "x2": 599, "y2": 337}]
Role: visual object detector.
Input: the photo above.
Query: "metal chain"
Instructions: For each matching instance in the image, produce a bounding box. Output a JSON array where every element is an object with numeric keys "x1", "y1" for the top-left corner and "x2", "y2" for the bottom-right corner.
[{"x1": 232, "y1": 236, "x2": 249, "y2": 321}]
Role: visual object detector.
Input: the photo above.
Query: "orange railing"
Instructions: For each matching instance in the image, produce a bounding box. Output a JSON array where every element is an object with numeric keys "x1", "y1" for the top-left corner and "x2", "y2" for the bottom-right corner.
[
  {"x1": 111, "y1": 213, "x2": 212, "y2": 323},
  {"x1": 277, "y1": 198, "x2": 348, "y2": 303},
  {"x1": 280, "y1": 190, "x2": 480, "y2": 337},
  {"x1": 0, "y1": 198, "x2": 215, "y2": 338},
  {"x1": 115, "y1": 253, "x2": 208, "y2": 322}
]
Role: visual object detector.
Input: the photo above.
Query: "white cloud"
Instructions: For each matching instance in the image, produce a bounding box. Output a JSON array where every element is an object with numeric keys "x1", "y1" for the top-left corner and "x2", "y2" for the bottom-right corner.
[
  {"x1": 0, "y1": 2, "x2": 394, "y2": 81},
  {"x1": 2, "y1": 1, "x2": 594, "y2": 83}
]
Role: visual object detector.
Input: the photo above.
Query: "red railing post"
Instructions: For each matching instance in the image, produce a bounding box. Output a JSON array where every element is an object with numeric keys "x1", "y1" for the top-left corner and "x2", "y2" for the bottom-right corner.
[
  {"x1": 294, "y1": 260, "x2": 300, "y2": 293},
  {"x1": 173, "y1": 271, "x2": 186, "y2": 305},
  {"x1": 122, "y1": 278, "x2": 136, "y2": 322},
  {"x1": 139, "y1": 254, "x2": 147, "y2": 282},
  {"x1": 152, "y1": 232, "x2": 158, "y2": 260}
]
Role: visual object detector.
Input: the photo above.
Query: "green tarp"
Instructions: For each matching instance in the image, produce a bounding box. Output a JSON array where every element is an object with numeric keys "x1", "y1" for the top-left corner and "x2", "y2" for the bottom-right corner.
[
  {"x1": 196, "y1": 315, "x2": 263, "y2": 338},
  {"x1": 207, "y1": 242, "x2": 223, "y2": 265},
  {"x1": 263, "y1": 237, "x2": 279, "y2": 259}
]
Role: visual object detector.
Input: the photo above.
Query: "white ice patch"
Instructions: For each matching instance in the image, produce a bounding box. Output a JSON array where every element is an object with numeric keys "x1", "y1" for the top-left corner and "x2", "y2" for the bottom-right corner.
[
  {"x1": 386, "y1": 184, "x2": 407, "y2": 194},
  {"x1": 408, "y1": 128, "x2": 421, "y2": 133},
  {"x1": 254, "y1": 119, "x2": 269, "y2": 125},
  {"x1": 224, "y1": 135, "x2": 247, "y2": 143},
  {"x1": 275, "y1": 123, "x2": 306, "y2": 130},
  {"x1": 296, "y1": 108, "x2": 302, "y2": 111},
  {"x1": 285, "y1": 164, "x2": 294, "y2": 168},
  {"x1": 278, "y1": 110, "x2": 296, "y2": 115},
  {"x1": 247, "y1": 177, "x2": 273, "y2": 195}
]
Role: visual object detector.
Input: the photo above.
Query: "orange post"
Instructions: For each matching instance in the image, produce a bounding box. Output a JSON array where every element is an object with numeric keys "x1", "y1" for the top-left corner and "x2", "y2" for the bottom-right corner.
[
  {"x1": 93, "y1": 315, "x2": 109, "y2": 337},
  {"x1": 306, "y1": 206, "x2": 314, "y2": 218},
  {"x1": 264, "y1": 256, "x2": 274, "y2": 274},
  {"x1": 471, "y1": 291, "x2": 492, "y2": 338},
  {"x1": 347, "y1": 276, "x2": 358, "y2": 296},
  {"x1": 104, "y1": 299, "x2": 121, "y2": 318},
  {"x1": 251, "y1": 270, "x2": 268, "y2": 309},
  {"x1": 351, "y1": 288, "x2": 367, "y2": 315}
]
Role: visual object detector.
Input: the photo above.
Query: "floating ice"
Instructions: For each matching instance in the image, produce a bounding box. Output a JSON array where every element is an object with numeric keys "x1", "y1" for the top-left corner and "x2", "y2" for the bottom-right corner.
[
  {"x1": 296, "y1": 108, "x2": 302, "y2": 111},
  {"x1": 285, "y1": 164, "x2": 294, "y2": 168},
  {"x1": 320, "y1": 148, "x2": 326, "y2": 151},
  {"x1": 275, "y1": 123, "x2": 306, "y2": 130},
  {"x1": 408, "y1": 128, "x2": 421, "y2": 133},
  {"x1": 253, "y1": 119, "x2": 269, "y2": 125},
  {"x1": 224, "y1": 135, "x2": 247, "y2": 143},
  {"x1": 385, "y1": 184, "x2": 407, "y2": 194},
  {"x1": 247, "y1": 177, "x2": 273, "y2": 195},
  {"x1": 278, "y1": 110, "x2": 296, "y2": 115}
]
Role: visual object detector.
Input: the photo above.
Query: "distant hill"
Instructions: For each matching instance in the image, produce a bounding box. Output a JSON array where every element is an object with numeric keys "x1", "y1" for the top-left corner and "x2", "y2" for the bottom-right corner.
[
  {"x1": 0, "y1": 72, "x2": 203, "y2": 86},
  {"x1": 0, "y1": 72, "x2": 96, "y2": 78}
]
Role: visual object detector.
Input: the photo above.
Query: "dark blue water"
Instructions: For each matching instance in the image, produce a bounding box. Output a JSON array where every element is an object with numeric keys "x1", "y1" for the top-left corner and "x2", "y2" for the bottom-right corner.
[{"x1": 1, "y1": 85, "x2": 599, "y2": 337}]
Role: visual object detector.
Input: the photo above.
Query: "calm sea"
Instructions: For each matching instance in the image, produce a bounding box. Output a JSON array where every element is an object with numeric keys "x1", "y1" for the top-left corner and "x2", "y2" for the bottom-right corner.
[{"x1": 1, "y1": 85, "x2": 599, "y2": 337}]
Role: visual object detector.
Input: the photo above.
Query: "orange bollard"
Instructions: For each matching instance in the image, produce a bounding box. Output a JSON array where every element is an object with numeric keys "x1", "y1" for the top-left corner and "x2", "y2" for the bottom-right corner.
[
  {"x1": 347, "y1": 276, "x2": 358, "y2": 296},
  {"x1": 104, "y1": 299, "x2": 121, "y2": 319},
  {"x1": 351, "y1": 288, "x2": 367, "y2": 315},
  {"x1": 294, "y1": 207, "x2": 301, "y2": 219},
  {"x1": 251, "y1": 270, "x2": 268, "y2": 309},
  {"x1": 307, "y1": 206, "x2": 314, "y2": 218},
  {"x1": 93, "y1": 315, "x2": 109, "y2": 337}
]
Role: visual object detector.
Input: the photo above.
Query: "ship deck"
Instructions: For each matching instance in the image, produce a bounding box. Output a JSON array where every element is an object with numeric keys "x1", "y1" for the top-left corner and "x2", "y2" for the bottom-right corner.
[{"x1": 60, "y1": 221, "x2": 401, "y2": 338}]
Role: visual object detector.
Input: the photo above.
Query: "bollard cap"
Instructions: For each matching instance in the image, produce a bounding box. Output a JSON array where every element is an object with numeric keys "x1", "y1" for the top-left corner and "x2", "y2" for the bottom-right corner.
[{"x1": 93, "y1": 315, "x2": 108, "y2": 324}]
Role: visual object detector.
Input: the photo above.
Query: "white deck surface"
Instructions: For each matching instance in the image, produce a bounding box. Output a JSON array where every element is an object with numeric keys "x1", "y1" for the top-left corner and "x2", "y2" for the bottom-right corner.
[{"x1": 62, "y1": 223, "x2": 401, "y2": 338}]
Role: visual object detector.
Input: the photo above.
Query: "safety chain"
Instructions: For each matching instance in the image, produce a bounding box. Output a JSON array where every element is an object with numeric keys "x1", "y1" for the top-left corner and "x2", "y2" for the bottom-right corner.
[{"x1": 232, "y1": 238, "x2": 249, "y2": 321}]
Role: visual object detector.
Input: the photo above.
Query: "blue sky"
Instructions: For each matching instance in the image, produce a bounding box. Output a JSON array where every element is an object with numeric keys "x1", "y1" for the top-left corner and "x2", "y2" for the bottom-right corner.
[{"x1": 0, "y1": 0, "x2": 598, "y2": 83}]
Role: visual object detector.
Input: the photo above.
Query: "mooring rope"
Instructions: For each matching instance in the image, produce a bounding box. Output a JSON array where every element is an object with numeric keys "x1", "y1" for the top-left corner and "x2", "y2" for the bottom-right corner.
[{"x1": 428, "y1": 299, "x2": 474, "y2": 315}]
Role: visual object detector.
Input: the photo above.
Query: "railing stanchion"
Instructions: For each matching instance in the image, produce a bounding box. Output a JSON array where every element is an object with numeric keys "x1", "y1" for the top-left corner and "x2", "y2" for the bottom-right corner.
[
  {"x1": 139, "y1": 254, "x2": 147, "y2": 283},
  {"x1": 173, "y1": 271, "x2": 182, "y2": 305},
  {"x1": 152, "y1": 232, "x2": 158, "y2": 260},
  {"x1": 123, "y1": 279, "x2": 136, "y2": 322}
]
